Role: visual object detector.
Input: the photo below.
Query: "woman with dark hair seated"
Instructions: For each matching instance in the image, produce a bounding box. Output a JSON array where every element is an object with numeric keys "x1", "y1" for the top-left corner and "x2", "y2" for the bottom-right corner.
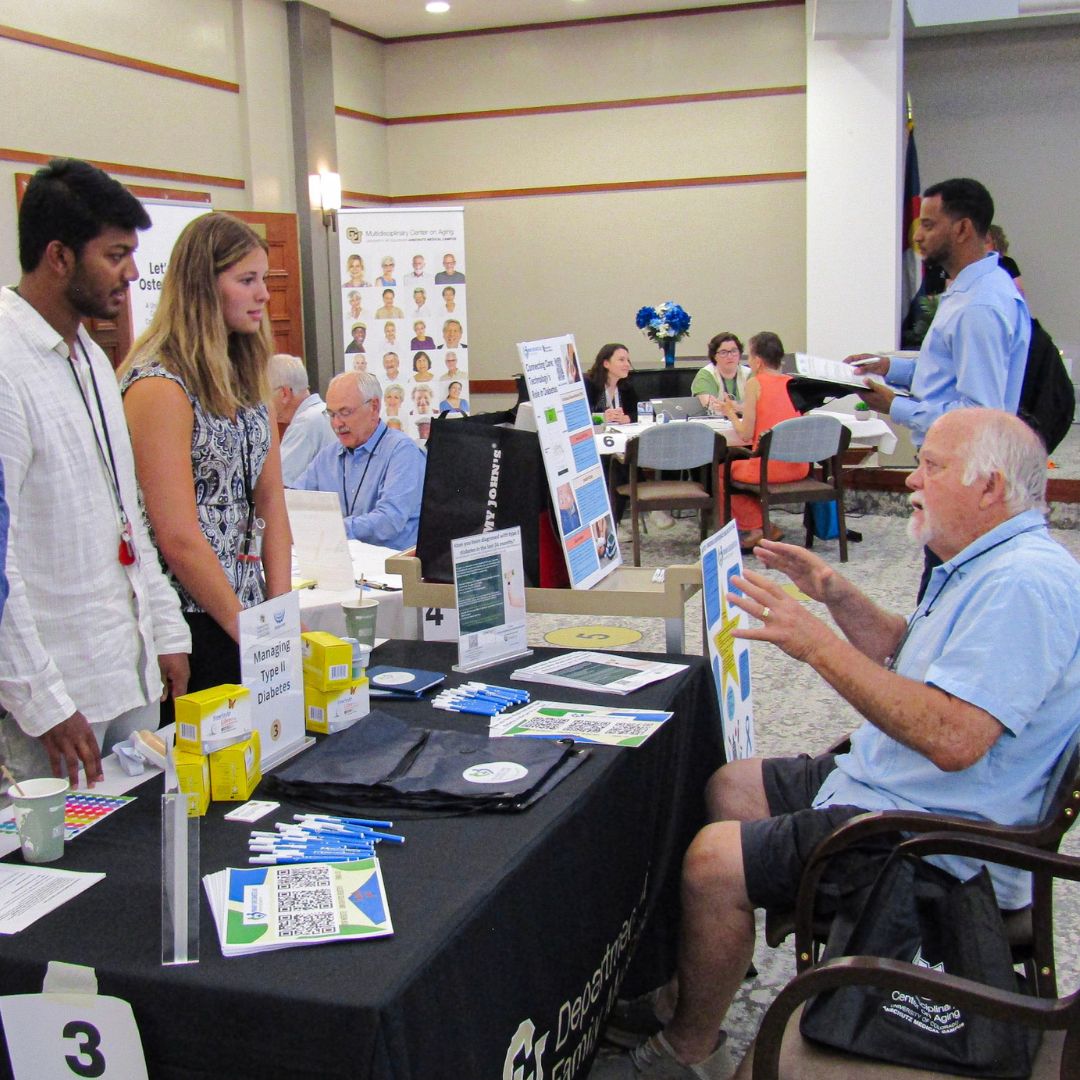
[
  {"x1": 692, "y1": 332, "x2": 747, "y2": 413},
  {"x1": 719, "y1": 331, "x2": 807, "y2": 552},
  {"x1": 585, "y1": 343, "x2": 638, "y2": 425}
]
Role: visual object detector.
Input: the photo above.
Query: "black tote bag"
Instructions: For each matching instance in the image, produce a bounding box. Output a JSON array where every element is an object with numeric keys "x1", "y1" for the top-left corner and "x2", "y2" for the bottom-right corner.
[
  {"x1": 416, "y1": 417, "x2": 551, "y2": 585},
  {"x1": 800, "y1": 851, "x2": 1040, "y2": 1078}
]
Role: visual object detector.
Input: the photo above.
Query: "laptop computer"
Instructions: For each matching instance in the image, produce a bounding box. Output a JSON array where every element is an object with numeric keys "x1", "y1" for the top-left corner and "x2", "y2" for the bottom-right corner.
[{"x1": 650, "y1": 396, "x2": 706, "y2": 421}]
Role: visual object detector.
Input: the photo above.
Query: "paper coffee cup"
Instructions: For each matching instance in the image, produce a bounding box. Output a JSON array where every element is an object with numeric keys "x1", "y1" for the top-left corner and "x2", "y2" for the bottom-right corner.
[
  {"x1": 8, "y1": 777, "x2": 69, "y2": 863},
  {"x1": 341, "y1": 598, "x2": 379, "y2": 647}
]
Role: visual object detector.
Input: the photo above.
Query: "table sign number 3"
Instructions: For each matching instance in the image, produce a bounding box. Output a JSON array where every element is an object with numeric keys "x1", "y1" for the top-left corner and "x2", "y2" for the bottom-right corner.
[{"x1": 1, "y1": 963, "x2": 147, "y2": 1079}]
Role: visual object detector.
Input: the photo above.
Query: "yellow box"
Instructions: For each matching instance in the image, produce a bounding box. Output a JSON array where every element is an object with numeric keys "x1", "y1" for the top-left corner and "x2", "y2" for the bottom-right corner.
[
  {"x1": 209, "y1": 731, "x2": 262, "y2": 801},
  {"x1": 301, "y1": 631, "x2": 353, "y2": 692},
  {"x1": 305, "y1": 677, "x2": 370, "y2": 735},
  {"x1": 174, "y1": 684, "x2": 251, "y2": 755},
  {"x1": 174, "y1": 749, "x2": 211, "y2": 817}
]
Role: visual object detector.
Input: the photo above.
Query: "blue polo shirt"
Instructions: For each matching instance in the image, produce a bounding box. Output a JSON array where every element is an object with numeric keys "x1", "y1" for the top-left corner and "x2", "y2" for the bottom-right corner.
[
  {"x1": 293, "y1": 421, "x2": 427, "y2": 551},
  {"x1": 887, "y1": 254, "x2": 1030, "y2": 446},
  {"x1": 815, "y1": 511, "x2": 1080, "y2": 907}
]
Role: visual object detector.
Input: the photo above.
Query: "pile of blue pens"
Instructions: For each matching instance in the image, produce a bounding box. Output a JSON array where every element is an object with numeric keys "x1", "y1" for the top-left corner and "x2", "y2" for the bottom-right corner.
[
  {"x1": 248, "y1": 813, "x2": 405, "y2": 865},
  {"x1": 432, "y1": 681, "x2": 530, "y2": 717}
]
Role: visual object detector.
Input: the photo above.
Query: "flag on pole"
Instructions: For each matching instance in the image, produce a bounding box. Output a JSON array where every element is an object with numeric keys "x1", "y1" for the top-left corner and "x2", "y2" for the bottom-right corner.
[{"x1": 901, "y1": 99, "x2": 920, "y2": 319}]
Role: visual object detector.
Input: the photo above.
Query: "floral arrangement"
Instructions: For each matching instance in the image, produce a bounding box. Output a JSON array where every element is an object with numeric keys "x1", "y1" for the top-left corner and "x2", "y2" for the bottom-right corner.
[{"x1": 635, "y1": 301, "x2": 692, "y2": 345}]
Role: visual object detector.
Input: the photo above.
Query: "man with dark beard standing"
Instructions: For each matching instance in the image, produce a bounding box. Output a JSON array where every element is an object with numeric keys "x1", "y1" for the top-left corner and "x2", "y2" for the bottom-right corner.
[{"x1": 0, "y1": 159, "x2": 190, "y2": 790}]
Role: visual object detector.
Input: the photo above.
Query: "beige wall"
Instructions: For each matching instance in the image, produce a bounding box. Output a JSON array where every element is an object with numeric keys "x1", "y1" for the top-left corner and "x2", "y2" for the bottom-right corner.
[
  {"x1": 0, "y1": 0, "x2": 296, "y2": 285},
  {"x1": 906, "y1": 24, "x2": 1080, "y2": 358},
  {"x1": 333, "y1": 4, "x2": 808, "y2": 379}
]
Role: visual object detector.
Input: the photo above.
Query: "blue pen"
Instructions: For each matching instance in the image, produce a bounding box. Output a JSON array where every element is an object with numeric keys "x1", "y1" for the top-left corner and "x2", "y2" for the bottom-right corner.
[
  {"x1": 249, "y1": 854, "x2": 369, "y2": 865},
  {"x1": 434, "y1": 700, "x2": 500, "y2": 716},
  {"x1": 295, "y1": 813, "x2": 395, "y2": 829}
]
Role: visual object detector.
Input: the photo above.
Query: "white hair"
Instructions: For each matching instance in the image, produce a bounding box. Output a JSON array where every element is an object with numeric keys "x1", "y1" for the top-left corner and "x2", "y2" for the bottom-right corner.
[
  {"x1": 268, "y1": 354, "x2": 309, "y2": 394},
  {"x1": 331, "y1": 369, "x2": 382, "y2": 404},
  {"x1": 959, "y1": 410, "x2": 1048, "y2": 514}
]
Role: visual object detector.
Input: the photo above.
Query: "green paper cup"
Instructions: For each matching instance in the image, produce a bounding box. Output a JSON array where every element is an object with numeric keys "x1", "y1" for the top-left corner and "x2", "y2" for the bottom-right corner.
[
  {"x1": 8, "y1": 777, "x2": 69, "y2": 863},
  {"x1": 342, "y1": 598, "x2": 379, "y2": 647}
]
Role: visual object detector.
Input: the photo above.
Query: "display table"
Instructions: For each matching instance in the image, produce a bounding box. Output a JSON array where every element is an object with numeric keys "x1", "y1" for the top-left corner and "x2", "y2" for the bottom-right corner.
[
  {"x1": 386, "y1": 554, "x2": 703, "y2": 652},
  {"x1": 0, "y1": 641, "x2": 723, "y2": 1080}
]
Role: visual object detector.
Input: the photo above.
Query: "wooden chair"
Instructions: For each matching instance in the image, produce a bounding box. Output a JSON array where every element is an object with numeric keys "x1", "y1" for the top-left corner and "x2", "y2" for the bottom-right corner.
[
  {"x1": 723, "y1": 414, "x2": 852, "y2": 561},
  {"x1": 735, "y1": 835, "x2": 1080, "y2": 1079},
  {"x1": 615, "y1": 423, "x2": 726, "y2": 566},
  {"x1": 763, "y1": 736, "x2": 1080, "y2": 999}
]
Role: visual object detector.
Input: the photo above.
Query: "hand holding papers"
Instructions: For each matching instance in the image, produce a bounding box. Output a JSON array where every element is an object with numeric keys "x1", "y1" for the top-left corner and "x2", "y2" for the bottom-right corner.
[{"x1": 794, "y1": 353, "x2": 871, "y2": 390}]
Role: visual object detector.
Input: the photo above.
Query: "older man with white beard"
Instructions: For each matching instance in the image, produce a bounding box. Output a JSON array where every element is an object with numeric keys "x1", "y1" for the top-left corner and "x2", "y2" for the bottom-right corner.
[{"x1": 594, "y1": 407, "x2": 1080, "y2": 1080}]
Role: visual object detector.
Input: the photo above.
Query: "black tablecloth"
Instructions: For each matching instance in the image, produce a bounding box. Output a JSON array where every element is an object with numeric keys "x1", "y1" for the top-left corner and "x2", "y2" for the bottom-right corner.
[{"x1": 0, "y1": 642, "x2": 723, "y2": 1079}]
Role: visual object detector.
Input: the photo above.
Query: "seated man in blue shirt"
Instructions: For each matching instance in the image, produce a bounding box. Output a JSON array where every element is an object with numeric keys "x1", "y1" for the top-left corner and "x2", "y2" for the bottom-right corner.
[
  {"x1": 595, "y1": 409, "x2": 1080, "y2": 1080},
  {"x1": 292, "y1": 371, "x2": 427, "y2": 551}
]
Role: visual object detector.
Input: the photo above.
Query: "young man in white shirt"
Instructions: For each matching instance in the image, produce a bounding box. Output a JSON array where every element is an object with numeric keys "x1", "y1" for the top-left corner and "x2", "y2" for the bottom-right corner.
[{"x1": 0, "y1": 158, "x2": 191, "y2": 788}]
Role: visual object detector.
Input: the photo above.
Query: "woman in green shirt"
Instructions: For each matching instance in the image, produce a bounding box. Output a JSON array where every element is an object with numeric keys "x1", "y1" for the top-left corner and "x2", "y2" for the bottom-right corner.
[{"x1": 691, "y1": 332, "x2": 747, "y2": 413}]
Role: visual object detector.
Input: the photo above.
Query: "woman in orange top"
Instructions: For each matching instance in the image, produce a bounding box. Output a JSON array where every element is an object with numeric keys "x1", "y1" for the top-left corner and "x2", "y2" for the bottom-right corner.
[{"x1": 719, "y1": 331, "x2": 807, "y2": 550}]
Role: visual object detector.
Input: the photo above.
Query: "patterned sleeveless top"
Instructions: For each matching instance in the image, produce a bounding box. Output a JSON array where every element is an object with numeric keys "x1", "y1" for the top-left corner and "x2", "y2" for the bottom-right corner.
[{"x1": 120, "y1": 361, "x2": 270, "y2": 612}]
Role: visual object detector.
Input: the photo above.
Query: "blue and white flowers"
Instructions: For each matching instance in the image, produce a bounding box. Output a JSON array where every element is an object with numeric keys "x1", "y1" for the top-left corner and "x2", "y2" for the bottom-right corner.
[{"x1": 635, "y1": 301, "x2": 692, "y2": 345}]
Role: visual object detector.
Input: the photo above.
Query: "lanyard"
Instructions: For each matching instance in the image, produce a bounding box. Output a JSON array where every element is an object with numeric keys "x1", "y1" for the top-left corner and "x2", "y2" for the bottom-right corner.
[
  {"x1": 341, "y1": 426, "x2": 388, "y2": 517},
  {"x1": 886, "y1": 524, "x2": 1043, "y2": 671},
  {"x1": 68, "y1": 340, "x2": 137, "y2": 566},
  {"x1": 236, "y1": 412, "x2": 266, "y2": 597}
]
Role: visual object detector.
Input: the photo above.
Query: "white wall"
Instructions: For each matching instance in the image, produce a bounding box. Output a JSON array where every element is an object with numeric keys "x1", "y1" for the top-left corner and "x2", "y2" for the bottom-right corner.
[
  {"x1": 333, "y1": 4, "x2": 809, "y2": 380},
  {"x1": 906, "y1": 23, "x2": 1080, "y2": 356}
]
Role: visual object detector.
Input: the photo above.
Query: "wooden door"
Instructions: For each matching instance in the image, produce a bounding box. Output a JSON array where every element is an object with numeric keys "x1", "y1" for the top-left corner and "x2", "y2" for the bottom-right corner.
[{"x1": 230, "y1": 210, "x2": 304, "y2": 361}]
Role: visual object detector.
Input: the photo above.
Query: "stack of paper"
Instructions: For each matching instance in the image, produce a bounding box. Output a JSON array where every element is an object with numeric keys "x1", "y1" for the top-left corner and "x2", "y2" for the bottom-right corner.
[
  {"x1": 510, "y1": 651, "x2": 687, "y2": 696},
  {"x1": 202, "y1": 858, "x2": 392, "y2": 956},
  {"x1": 490, "y1": 701, "x2": 673, "y2": 747}
]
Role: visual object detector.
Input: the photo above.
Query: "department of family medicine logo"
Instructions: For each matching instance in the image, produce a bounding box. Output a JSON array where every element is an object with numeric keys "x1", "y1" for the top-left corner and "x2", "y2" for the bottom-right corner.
[
  {"x1": 345, "y1": 226, "x2": 363, "y2": 243},
  {"x1": 503, "y1": 1018, "x2": 549, "y2": 1080}
]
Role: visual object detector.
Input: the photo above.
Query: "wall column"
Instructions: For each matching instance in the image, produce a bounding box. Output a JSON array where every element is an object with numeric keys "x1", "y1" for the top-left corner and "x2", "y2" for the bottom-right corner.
[
  {"x1": 805, "y1": 0, "x2": 904, "y2": 357},
  {"x1": 286, "y1": 0, "x2": 339, "y2": 393}
]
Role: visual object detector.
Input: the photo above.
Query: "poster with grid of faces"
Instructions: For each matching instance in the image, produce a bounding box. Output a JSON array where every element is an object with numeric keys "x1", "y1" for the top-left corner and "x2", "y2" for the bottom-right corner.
[{"x1": 337, "y1": 207, "x2": 469, "y2": 442}]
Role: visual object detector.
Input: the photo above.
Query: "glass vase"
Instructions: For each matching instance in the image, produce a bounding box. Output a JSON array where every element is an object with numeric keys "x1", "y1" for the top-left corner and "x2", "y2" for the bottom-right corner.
[{"x1": 661, "y1": 338, "x2": 676, "y2": 367}]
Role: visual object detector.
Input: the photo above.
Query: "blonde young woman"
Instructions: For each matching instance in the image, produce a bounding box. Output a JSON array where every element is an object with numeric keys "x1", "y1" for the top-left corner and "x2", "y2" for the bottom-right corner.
[{"x1": 119, "y1": 213, "x2": 291, "y2": 696}]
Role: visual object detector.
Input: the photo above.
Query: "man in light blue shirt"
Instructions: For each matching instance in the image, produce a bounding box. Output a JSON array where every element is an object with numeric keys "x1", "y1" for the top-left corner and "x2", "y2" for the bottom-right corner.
[
  {"x1": 293, "y1": 371, "x2": 426, "y2": 551},
  {"x1": 854, "y1": 178, "x2": 1030, "y2": 447},
  {"x1": 269, "y1": 354, "x2": 336, "y2": 486},
  {"x1": 594, "y1": 409, "x2": 1080, "y2": 1080}
]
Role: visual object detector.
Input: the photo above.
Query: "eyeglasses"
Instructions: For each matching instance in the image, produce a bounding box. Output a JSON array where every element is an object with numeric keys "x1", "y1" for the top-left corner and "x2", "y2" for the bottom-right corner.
[
  {"x1": 326, "y1": 400, "x2": 374, "y2": 421},
  {"x1": 716, "y1": 347, "x2": 741, "y2": 357}
]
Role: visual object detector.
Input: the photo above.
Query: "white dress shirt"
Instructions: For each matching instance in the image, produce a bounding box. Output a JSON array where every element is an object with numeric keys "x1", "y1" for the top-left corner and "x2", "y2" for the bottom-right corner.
[
  {"x1": 0, "y1": 287, "x2": 191, "y2": 737},
  {"x1": 279, "y1": 392, "x2": 337, "y2": 487}
]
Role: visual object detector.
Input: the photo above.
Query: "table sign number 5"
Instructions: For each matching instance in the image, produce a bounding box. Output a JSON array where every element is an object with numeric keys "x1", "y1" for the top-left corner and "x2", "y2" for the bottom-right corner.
[{"x1": 1, "y1": 975, "x2": 147, "y2": 1079}]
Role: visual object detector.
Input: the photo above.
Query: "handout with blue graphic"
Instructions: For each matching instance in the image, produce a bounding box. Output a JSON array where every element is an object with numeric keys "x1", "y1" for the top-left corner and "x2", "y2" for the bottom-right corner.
[
  {"x1": 203, "y1": 857, "x2": 393, "y2": 956},
  {"x1": 517, "y1": 334, "x2": 621, "y2": 589},
  {"x1": 700, "y1": 521, "x2": 755, "y2": 760}
]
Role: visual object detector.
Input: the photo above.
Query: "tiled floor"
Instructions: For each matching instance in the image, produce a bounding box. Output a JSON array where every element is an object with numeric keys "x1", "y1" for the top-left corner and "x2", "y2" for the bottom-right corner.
[{"x1": 523, "y1": 506, "x2": 1080, "y2": 1074}]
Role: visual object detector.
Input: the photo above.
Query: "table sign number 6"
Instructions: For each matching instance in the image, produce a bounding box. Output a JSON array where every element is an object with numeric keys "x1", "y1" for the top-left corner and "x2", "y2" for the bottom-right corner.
[{"x1": 1, "y1": 988, "x2": 148, "y2": 1079}]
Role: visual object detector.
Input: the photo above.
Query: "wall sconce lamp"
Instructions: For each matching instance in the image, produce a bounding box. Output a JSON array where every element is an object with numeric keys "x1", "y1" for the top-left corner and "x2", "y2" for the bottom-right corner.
[{"x1": 313, "y1": 170, "x2": 342, "y2": 231}]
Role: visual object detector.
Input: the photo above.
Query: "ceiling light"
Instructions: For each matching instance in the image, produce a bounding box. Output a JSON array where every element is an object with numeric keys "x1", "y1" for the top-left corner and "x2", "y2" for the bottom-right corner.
[{"x1": 426, "y1": 2, "x2": 450, "y2": 13}]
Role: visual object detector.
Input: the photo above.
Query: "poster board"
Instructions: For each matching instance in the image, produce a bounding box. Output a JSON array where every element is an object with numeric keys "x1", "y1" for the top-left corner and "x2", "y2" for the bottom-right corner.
[
  {"x1": 517, "y1": 334, "x2": 621, "y2": 589},
  {"x1": 700, "y1": 521, "x2": 755, "y2": 760},
  {"x1": 129, "y1": 200, "x2": 210, "y2": 339},
  {"x1": 336, "y1": 208, "x2": 469, "y2": 441}
]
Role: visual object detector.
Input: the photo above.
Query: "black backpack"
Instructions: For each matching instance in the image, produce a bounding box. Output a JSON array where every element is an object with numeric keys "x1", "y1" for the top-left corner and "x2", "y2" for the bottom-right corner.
[{"x1": 1019, "y1": 318, "x2": 1074, "y2": 453}]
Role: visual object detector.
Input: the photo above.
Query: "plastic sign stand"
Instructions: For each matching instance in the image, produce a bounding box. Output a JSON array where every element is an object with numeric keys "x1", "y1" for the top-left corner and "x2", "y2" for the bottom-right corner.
[
  {"x1": 161, "y1": 792, "x2": 199, "y2": 966},
  {"x1": 0, "y1": 962, "x2": 148, "y2": 1078}
]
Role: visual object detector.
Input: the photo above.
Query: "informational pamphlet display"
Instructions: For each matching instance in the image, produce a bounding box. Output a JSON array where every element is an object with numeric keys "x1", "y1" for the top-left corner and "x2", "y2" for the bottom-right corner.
[
  {"x1": 489, "y1": 701, "x2": 673, "y2": 747},
  {"x1": 238, "y1": 591, "x2": 308, "y2": 770},
  {"x1": 337, "y1": 207, "x2": 469, "y2": 441},
  {"x1": 129, "y1": 200, "x2": 210, "y2": 339},
  {"x1": 451, "y1": 526, "x2": 532, "y2": 673},
  {"x1": 511, "y1": 650, "x2": 686, "y2": 695},
  {"x1": 517, "y1": 334, "x2": 621, "y2": 589},
  {"x1": 700, "y1": 521, "x2": 755, "y2": 760}
]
